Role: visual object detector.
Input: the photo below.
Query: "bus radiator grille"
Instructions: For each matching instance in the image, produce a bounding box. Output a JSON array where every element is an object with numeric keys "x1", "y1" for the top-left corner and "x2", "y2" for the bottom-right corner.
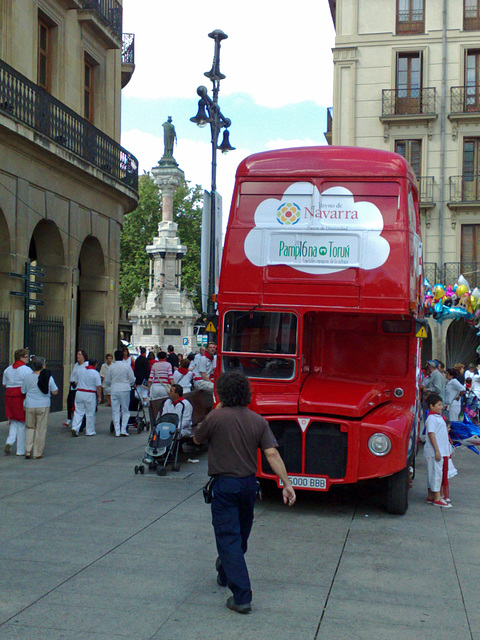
[{"x1": 305, "y1": 423, "x2": 348, "y2": 479}]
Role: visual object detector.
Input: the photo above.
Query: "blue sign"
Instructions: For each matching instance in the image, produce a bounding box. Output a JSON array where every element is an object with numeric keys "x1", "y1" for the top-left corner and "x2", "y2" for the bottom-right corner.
[{"x1": 183, "y1": 337, "x2": 189, "y2": 346}]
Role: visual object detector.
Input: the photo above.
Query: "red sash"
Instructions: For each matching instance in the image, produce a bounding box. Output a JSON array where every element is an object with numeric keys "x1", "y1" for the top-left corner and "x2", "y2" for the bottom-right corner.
[{"x1": 5, "y1": 387, "x2": 26, "y2": 421}]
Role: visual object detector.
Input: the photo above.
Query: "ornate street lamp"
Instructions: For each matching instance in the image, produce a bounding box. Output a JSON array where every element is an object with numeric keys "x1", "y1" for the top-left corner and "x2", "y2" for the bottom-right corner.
[{"x1": 190, "y1": 29, "x2": 234, "y2": 335}]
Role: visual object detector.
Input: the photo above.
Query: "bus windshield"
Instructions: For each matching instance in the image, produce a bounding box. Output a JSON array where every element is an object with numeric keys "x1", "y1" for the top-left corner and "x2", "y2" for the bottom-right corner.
[{"x1": 222, "y1": 311, "x2": 297, "y2": 380}]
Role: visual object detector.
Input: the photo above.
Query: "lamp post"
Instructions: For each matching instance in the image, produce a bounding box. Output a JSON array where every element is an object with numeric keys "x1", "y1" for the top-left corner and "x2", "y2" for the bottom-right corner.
[{"x1": 190, "y1": 29, "x2": 234, "y2": 337}]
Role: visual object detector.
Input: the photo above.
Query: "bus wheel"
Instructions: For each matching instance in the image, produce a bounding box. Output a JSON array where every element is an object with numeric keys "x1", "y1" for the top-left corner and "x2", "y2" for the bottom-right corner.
[{"x1": 385, "y1": 466, "x2": 409, "y2": 515}]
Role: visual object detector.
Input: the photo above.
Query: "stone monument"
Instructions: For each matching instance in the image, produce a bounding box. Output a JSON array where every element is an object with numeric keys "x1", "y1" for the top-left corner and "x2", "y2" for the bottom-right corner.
[{"x1": 129, "y1": 118, "x2": 197, "y2": 352}]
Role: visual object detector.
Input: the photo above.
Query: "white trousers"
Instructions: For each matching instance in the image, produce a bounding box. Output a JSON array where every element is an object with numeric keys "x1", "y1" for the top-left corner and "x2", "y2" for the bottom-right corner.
[
  {"x1": 72, "y1": 391, "x2": 97, "y2": 435},
  {"x1": 449, "y1": 400, "x2": 461, "y2": 422},
  {"x1": 6, "y1": 420, "x2": 26, "y2": 455},
  {"x1": 137, "y1": 385, "x2": 149, "y2": 403},
  {"x1": 111, "y1": 391, "x2": 131, "y2": 434}
]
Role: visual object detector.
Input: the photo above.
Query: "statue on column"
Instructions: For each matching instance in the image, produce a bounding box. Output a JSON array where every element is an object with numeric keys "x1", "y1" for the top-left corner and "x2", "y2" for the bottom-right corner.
[{"x1": 160, "y1": 116, "x2": 178, "y2": 167}]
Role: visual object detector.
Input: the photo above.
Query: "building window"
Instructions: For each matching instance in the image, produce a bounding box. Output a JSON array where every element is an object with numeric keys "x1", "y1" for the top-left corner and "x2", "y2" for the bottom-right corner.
[
  {"x1": 38, "y1": 17, "x2": 52, "y2": 91},
  {"x1": 461, "y1": 224, "x2": 480, "y2": 263},
  {"x1": 84, "y1": 55, "x2": 95, "y2": 124},
  {"x1": 396, "y1": 0, "x2": 424, "y2": 34},
  {"x1": 466, "y1": 50, "x2": 480, "y2": 110},
  {"x1": 164, "y1": 328, "x2": 181, "y2": 336},
  {"x1": 395, "y1": 140, "x2": 422, "y2": 179},
  {"x1": 396, "y1": 52, "x2": 422, "y2": 114},
  {"x1": 143, "y1": 327, "x2": 152, "y2": 336},
  {"x1": 465, "y1": 0, "x2": 480, "y2": 31},
  {"x1": 463, "y1": 138, "x2": 480, "y2": 201}
]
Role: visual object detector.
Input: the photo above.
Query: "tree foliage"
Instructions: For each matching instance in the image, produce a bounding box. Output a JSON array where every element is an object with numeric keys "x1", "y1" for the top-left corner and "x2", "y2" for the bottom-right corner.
[{"x1": 120, "y1": 173, "x2": 203, "y2": 312}]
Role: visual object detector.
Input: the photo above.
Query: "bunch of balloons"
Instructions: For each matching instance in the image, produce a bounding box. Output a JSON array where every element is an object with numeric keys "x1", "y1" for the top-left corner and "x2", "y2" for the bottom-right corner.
[{"x1": 424, "y1": 275, "x2": 480, "y2": 325}]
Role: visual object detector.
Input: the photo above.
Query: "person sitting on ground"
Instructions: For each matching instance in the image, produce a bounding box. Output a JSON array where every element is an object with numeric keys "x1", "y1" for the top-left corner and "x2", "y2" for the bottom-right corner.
[
  {"x1": 173, "y1": 358, "x2": 194, "y2": 393},
  {"x1": 424, "y1": 393, "x2": 452, "y2": 508},
  {"x1": 21, "y1": 357, "x2": 58, "y2": 459},
  {"x1": 162, "y1": 384, "x2": 193, "y2": 443}
]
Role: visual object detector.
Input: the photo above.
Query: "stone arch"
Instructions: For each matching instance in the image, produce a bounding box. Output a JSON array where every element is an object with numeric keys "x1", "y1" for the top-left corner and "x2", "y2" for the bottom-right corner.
[
  {"x1": 76, "y1": 235, "x2": 106, "y2": 362},
  {"x1": 0, "y1": 207, "x2": 11, "y2": 313},
  {"x1": 29, "y1": 219, "x2": 66, "y2": 317},
  {"x1": 446, "y1": 320, "x2": 480, "y2": 367}
]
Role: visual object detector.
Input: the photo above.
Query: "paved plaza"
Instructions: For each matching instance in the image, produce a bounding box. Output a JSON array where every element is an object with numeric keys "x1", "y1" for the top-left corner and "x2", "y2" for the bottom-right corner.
[{"x1": 1, "y1": 405, "x2": 479, "y2": 640}]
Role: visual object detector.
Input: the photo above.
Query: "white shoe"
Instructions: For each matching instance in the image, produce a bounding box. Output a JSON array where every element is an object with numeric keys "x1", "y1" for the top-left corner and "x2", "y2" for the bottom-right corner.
[
  {"x1": 115, "y1": 432, "x2": 121, "y2": 437},
  {"x1": 120, "y1": 431, "x2": 129, "y2": 437}
]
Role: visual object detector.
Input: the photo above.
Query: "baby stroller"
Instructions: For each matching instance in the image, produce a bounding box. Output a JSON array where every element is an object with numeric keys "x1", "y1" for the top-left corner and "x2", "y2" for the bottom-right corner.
[
  {"x1": 134, "y1": 413, "x2": 181, "y2": 476},
  {"x1": 110, "y1": 387, "x2": 149, "y2": 435}
]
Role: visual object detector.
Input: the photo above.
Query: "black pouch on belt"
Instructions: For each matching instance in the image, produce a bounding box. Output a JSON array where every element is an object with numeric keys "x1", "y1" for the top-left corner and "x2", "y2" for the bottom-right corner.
[{"x1": 203, "y1": 477, "x2": 214, "y2": 504}]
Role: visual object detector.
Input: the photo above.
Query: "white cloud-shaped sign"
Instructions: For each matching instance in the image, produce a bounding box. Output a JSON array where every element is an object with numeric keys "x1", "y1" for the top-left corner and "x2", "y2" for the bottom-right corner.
[{"x1": 244, "y1": 183, "x2": 390, "y2": 275}]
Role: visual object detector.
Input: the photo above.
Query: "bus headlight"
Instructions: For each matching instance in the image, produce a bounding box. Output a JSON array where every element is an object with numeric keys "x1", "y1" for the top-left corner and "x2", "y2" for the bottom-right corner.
[{"x1": 368, "y1": 433, "x2": 391, "y2": 456}]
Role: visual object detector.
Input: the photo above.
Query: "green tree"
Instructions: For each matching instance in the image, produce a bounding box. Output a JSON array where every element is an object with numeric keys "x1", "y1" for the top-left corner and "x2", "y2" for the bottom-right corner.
[{"x1": 120, "y1": 173, "x2": 203, "y2": 313}]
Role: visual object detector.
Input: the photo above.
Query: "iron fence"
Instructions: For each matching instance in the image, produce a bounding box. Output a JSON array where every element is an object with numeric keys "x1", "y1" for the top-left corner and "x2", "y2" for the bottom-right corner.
[
  {"x1": 382, "y1": 87, "x2": 436, "y2": 117},
  {"x1": 449, "y1": 176, "x2": 480, "y2": 203},
  {"x1": 81, "y1": 0, "x2": 122, "y2": 39},
  {"x1": 418, "y1": 176, "x2": 434, "y2": 204},
  {"x1": 29, "y1": 317, "x2": 64, "y2": 413},
  {"x1": 77, "y1": 321, "x2": 105, "y2": 366},
  {"x1": 0, "y1": 59, "x2": 138, "y2": 191},
  {"x1": 450, "y1": 85, "x2": 480, "y2": 114},
  {"x1": 122, "y1": 33, "x2": 135, "y2": 64},
  {"x1": 0, "y1": 314, "x2": 10, "y2": 423},
  {"x1": 423, "y1": 262, "x2": 439, "y2": 285},
  {"x1": 443, "y1": 263, "x2": 480, "y2": 289}
]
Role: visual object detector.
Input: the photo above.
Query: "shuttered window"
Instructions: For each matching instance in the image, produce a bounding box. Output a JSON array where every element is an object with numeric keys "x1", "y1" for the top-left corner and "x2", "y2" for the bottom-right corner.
[{"x1": 461, "y1": 225, "x2": 480, "y2": 262}]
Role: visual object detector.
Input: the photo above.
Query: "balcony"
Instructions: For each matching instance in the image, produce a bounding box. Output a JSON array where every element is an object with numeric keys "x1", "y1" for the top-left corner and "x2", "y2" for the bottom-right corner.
[
  {"x1": 448, "y1": 176, "x2": 480, "y2": 206},
  {"x1": 121, "y1": 33, "x2": 135, "y2": 89},
  {"x1": 0, "y1": 59, "x2": 138, "y2": 192},
  {"x1": 396, "y1": 10, "x2": 424, "y2": 34},
  {"x1": 449, "y1": 85, "x2": 480, "y2": 138},
  {"x1": 423, "y1": 262, "x2": 439, "y2": 285},
  {"x1": 380, "y1": 88, "x2": 437, "y2": 140},
  {"x1": 77, "y1": 0, "x2": 122, "y2": 48},
  {"x1": 418, "y1": 175, "x2": 435, "y2": 207},
  {"x1": 444, "y1": 263, "x2": 480, "y2": 289},
  {"x1": 324, "y1": 107, "x2": 332, "y2": 145}
]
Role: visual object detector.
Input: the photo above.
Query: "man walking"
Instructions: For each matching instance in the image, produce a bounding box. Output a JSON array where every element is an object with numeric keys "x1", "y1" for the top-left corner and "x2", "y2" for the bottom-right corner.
[
  {"x1": 3, "y1": 348, "x2": 31, "y2": 456},
  {"x1": 71, "y1": 359, "x2": 102, "y2": 437},
  {"x1": 193, "y1": 371, "x2": 296, "y2": 614},
  {"x1": 134, "y1": 347, "x2": 150, "y2": 406}
]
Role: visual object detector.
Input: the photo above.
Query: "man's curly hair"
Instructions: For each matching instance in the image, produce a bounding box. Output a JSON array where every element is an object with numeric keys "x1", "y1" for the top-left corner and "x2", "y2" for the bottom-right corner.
[{"x1": 216, "y1": 371, "x2": 251, "y2": 407}]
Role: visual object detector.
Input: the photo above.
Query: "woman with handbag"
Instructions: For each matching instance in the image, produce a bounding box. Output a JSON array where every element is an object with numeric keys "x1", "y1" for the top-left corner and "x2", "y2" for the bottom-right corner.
[{"x1": 148, "y1": 351, "x2": 173, "y2": 400}]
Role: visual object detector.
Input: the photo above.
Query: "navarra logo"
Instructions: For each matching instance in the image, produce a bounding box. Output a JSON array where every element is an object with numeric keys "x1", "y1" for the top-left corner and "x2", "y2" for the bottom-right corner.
[{"x1": 276, "y1": 202, "x2": 301, "y2": 226}]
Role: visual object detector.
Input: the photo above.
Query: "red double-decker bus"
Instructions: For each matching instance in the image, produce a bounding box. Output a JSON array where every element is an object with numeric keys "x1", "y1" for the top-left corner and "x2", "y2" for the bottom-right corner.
[{"x1": 216, "y1": 146, "x2": 424, "y2": 514}]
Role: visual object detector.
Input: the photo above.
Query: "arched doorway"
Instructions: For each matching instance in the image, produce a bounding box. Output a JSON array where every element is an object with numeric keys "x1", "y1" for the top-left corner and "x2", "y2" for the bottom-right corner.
[
  {"x1": 28, "y1": 220, "x2": 67, "y2": 412},
  {"x1": 77, "y1": 235, "x2": 106, "y2": 363},
  {"x1": 446, "y1": 320, "x2": 480, "y2": 367},
  {"x1": 0, "y1": 208, "x2": 11, "y2": 421}
]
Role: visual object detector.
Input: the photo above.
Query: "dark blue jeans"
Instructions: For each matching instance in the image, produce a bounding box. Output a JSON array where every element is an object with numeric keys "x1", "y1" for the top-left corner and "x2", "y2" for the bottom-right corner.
[{"x1": 211, "y1": 475, "x2": 258, "y2": 605}]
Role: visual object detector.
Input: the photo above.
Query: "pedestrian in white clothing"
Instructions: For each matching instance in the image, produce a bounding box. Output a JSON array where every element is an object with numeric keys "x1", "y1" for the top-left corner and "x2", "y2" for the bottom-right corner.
[
  {"x1": 105, "y1": 350, "x2": 135, "y2": 436},
  {"x1": 162, "y1": 385, "x2": 193, "y2": 437},
  {"x1": 173, "y1": 358, "x2": 194, "y2": 393},
  {"x1": 444, "y1": 368, "x2": 465, "y2": 422},
  {"x1": 65, "y1": 350, "x2": 88, "y2": 427},
  {"x1": 3, "y1": 348, "x2": 31, "y2": 456},
  {"x1": 195, "y1": 343, "x2": 215, "y2": 391},
  {"x1": 71, "y1": 359, "x2": 102, "y2": 437}
]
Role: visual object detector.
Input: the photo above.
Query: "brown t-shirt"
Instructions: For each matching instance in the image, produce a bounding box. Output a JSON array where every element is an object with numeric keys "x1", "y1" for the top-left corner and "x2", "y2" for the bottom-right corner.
[{"x1": 195, "y1": 405, "x2": 278, "y2": 477}]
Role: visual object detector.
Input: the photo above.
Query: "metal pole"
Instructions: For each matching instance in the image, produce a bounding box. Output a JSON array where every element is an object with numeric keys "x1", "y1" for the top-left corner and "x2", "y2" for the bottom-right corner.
[{"x1": 24, "y1": 261, "x2": 30, "y2": 350}]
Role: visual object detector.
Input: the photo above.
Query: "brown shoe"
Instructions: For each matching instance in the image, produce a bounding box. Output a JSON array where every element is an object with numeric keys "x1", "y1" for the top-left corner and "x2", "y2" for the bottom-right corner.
[
  {"x1": 25, "y1": 452, "x2": 31, "y2": 459},
  {"x1": 4, "y1": 443, "x2": 11, "y2": 455}
]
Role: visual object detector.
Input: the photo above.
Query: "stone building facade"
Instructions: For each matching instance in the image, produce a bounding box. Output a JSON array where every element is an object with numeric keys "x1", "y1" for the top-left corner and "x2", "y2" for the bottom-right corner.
[
  {"x1": 0, "y1": 0, "x2": 138, "y2": 415},
  {"x1": 328, "y1": 0, "x2": 480, "y2": 363}
]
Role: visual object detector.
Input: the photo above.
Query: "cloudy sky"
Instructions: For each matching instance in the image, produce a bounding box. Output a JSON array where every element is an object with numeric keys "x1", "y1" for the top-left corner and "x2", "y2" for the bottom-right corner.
[{"x1": 121, "y1": 0, "x2": 336, "y2": 210}]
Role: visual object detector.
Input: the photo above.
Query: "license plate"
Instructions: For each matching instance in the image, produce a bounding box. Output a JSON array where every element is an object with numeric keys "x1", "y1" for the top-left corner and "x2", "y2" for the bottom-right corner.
[{"x1": 279, "y1": 475, "x2": 327, "y2": 490}]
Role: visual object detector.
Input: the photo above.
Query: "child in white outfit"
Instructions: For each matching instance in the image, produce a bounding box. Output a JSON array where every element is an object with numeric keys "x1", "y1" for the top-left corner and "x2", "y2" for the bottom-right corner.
[{"x1": 423, "y1": 393, "x2": 452, "y2": 508}]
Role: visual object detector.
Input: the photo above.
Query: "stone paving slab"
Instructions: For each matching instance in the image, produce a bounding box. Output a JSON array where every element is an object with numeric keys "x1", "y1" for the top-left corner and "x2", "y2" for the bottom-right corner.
[{"x1": 1, "y1": 405, "x2": 480, "y2": 640}]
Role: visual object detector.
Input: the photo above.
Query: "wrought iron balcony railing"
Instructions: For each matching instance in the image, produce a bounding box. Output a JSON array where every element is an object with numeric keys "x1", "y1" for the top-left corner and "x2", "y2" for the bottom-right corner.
[
  {"x1": 382, "y1": 87, "x2": 436, "y2": 117},
  {"x1": 0, "y1": 59, "x2": 138, "y2": 191},
  {"x1": 418, "y1": 176, "x2": 434, "y2": 204},
  {"x1": 122, "y1": 33, "x2": 135, "y2": 65},
  {"x1": 423, "y1": 262, "x2": 439, "y2": 285},
  {"x1": 396, "y1": 10, "x2": 424, "y2": 34},
  {"x1": 450, "y1": 85, "x2": 480, "y2": 114},
  {"x1": 449, "y1": 176, "x2": 480, "y2": 203},
  {"x1": 444, "y1": 263, "x2": 480, "y2": 289},
  {"x1": 81, "y1": 0, "x2": 122, "y2": 40}
]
